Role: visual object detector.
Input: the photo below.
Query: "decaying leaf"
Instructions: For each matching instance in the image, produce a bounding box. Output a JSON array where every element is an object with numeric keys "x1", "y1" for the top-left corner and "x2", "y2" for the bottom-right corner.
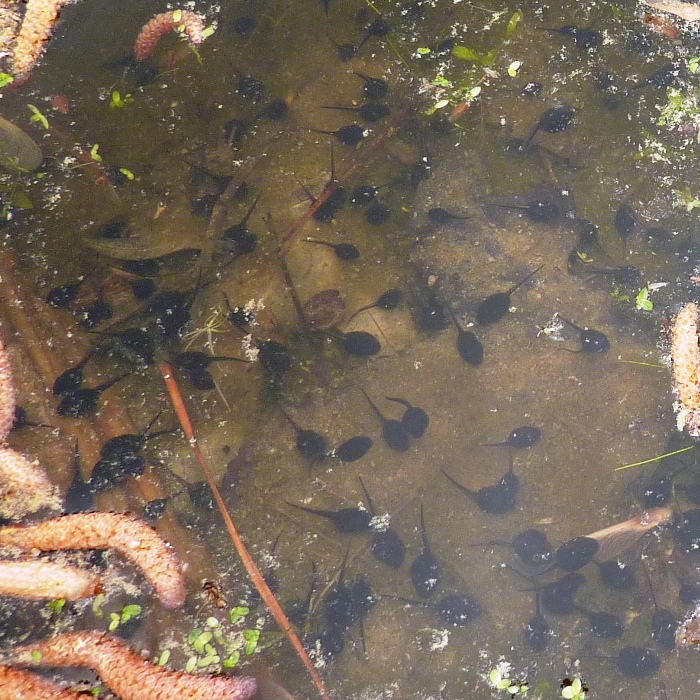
[{"x1": 642, "y1": 0, "x2": 700, "y2": 22}]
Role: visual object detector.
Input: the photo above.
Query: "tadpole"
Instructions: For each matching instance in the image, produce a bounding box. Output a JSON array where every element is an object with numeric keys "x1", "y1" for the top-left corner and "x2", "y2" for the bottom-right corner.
[
  {"x1": 53, "y1": 348, "x2": 96, "y2": 397},
  {"x1": 321, "y1": 103, "x2": 389, "y2": 123},
  {"x1": 410, "y1": 502, "x2": 441, "y2": 597},
  {"x1": 441, "y1": 456, "x2": 519, "y2": 515},
  {"x1": 524, "y1": 592, "x2": 550, "y2": 651},
  {"x1": 558, "y1": 316, "x2": 610, "y2": 353},
  {"x1": 449, "y1": 311, "x2": 484, "y2": 366},
  {"x1": 616, "y1": 647, "x2": 661, "y2": 678},
  {"x1": 596, "y1": 560, "x2": 636, "y2": 590},
  {"x1": 45, "y1": 278, "x2": 85, "y2": 308},
  {"x1": 476, "y1": 264, "x2": 544, "y2": 325},
  {"x1": 173, "y1": 351, "x2": 247, "y2": 372},
  {"x1": 57, "y1": 373, "x2": 130, "y2": 418},
  {"x1": 305, "y1": 238, "x2": 360, "y2": 260},
  {"x1": 360, "y1": 387, "x2": 410, "y2": 452},
  {"x1": 522, "y1": 105, "x2": 575, "y2": 149},
  {"x1": 385, "y1": 396, "x2": 429, "y2": 438},
  {"x1": 483, "y1": 426, "x2": 541, "y2": 449},
  {"x1": 574, "y1": 606, "x2": 624, "y2": 638},
  {"x1": 221, "y1": 195, "x2": 261, "y2": 253},
  {"x1": 436, "y1": 594, "x2": 482, "y2": 626},
  {"x1": 310, "y1": 124, "x2": 366, "y2": 147},
  {"x1": 286, "y1": 502, "x2": 372, "y2": 533},
  {"x1": 348, "y1": 289, "x2": 403, "y2": 321},
  {"x1": 336, "y1": 331, "x2": 381, "y2": 357},
  {"x1": 280, "y1": 408, "x2": 327, "y2": 461},
  {"x1": 354, "y1": 72, "x2": 389, "y2": 100},
  {"x1": 333, "y1": 435, "x2": 373, "y2": 462}
]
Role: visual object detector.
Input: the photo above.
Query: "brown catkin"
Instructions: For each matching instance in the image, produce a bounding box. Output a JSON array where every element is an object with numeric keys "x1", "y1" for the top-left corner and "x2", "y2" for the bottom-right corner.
[
  {"x1": 0, "y1": 664, "x2": 78, "y2": 700},
  {"x1": 134, "y1": 10, "x2": 205, "y2": 60},
  {"x1": 11, "y1": 0, "x2": 68, "y2": 82},
  {"x1": 0, "y1": 560, "x2": 101, "y2": 600},
  {"x1": 671, "y1": 302, "x2": 700, "y2": 436},
  {"x1": 0, "y1": 512, "x2": 185, "y2": 608},
  {"x1": 11, "y1": 631, "x2": 257, "y2": 700},
  {"x1": 0, "y1": 340, "x2": 16, "y2": 442}
]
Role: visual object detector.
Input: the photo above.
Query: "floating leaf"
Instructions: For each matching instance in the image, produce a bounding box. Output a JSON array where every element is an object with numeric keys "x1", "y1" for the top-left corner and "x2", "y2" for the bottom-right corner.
[
  {"x1": 452, "y1": 45, "x2": 486, "y2": 62},
  {"x1": 0, "y1": 73, "x2": 13, "y2": 88},
  {"x1": 27, "y1": 104, "x2": 49, "y2": 130},
  {"x1": 506, "y1": 10, "x2": 522, "y2": 36}
]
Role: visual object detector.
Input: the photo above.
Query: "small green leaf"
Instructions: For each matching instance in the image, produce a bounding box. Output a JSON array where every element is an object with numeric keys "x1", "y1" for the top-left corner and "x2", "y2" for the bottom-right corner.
[
  {"x1": 158, "y1": 650, "x2": 170, "y2": 666},
  {"x1": 90, "y1": 144, "x2": 102, "y2": 162},
  {"x1": 508, "y1": 60, "x2": 522, "y2": 77},
  {"x1": 416, "y1": 47, "x2": 431, "y2": 55},
  {"x1": 690, "y1": 56, "x2": 700, "y2": 74},
  {"x1": 223, "y1": 651, "x2": 240, "y2": 668},
  {"x1": 31, "y1": 650, "x2": 42, "y2": 664},
  {"x1": 243, "y1": 628, "x2": 260, "y2": 655},
  {"x1": 201, "y1": 24, "x2": 216, "y2": 39},
  {"x1": 92, "y1": 593, "x2": 106, "y2": 617},
  {"x1": 0, "y1": 73, "x2": 13, "y2": 88},
  {"x1": 121, "y1": 603, "x2": 141, "y2": 623},
  {"x1": 229, "y1": 606, "x2": 250, "y2": 624},
  {"x1": 172, "y1": 9, "x2": 182, "y2": 22},
  {"x1": 506, "y1": 10, "x2": 522, "y2": 36},
  {"x1": 118, "y1": 168, "x2": 135, "y2": 180},
  {"x1": 451, "y1": 45, "x2": 485, "y2": 62},
  {"x1": 635, "y1": 287, "x2": 653, "y2": 311},
  {"x1": 27, "y1": 104, "x2": 49, "y2": 130},
  {"x1": 188, "y1": 628, "x2": 201, "y2": 645},
  {"x1": 431, "y1": 75, "x2": 450, "y2": 88},
  {"x1": 46, "y1": 598, "x2": 65, "y2": 614},
  {"x1": 108, "y1": 613, "x2": 120, "y2": 632},
  {"x1": 185, "y1": 656, "x2": 198, "y2": 673}
]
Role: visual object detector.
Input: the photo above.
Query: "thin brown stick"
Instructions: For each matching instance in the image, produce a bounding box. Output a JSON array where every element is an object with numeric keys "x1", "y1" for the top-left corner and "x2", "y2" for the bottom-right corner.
[{"x1": 159, "y1": 361, "x2": 330, "y2": 700}]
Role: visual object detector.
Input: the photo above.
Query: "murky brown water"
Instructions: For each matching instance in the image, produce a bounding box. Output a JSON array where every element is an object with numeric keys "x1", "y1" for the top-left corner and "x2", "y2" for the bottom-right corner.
[{"x1": 3, "y1": 0, "x2": 700, "y2": 697}]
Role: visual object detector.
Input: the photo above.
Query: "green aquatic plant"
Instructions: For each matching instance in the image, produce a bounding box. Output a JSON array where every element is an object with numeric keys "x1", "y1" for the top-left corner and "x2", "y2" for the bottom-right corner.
[
  {"x1": 560, "y1": 677, "x2": 587, "y2": 700},
  {"x1": 0, "y1": 73, "x2": 13, "y2": 88},
  {"x1": 45, "y1": 598, "x2": 66, "y2": 615},
  {"x1": 635, "y1": 286, "x2": 653, "y2": 312},
  {"x1": 108, "y1": 603, "x2": 142, "y2": 632},
  {"x1": 109, "y1": 91, "x2": 134, "y2": 109},
  {"x1": 26, "y1": 104, "x2": 49, "y2": 130}
]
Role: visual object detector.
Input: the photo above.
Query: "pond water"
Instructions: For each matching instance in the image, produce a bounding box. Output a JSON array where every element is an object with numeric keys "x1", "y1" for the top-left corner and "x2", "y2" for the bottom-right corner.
[{"x1": 2, "y1": 0, "x2": 700, "y2": 697}]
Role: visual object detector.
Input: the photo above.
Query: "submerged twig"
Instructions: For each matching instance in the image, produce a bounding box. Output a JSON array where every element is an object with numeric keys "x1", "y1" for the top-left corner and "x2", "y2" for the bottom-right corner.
[{"x1": 159, "y1": 361, "x2": 331, "y2": 700}]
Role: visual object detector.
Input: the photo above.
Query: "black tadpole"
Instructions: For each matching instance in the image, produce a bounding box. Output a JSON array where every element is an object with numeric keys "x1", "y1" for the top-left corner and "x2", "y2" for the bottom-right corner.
[
  {"x1": 357, "y1": 18, "x2": 390, "y2": 48},
  {"x1": 173, "y1": 351, "x2": 246, "y2": 372},
  {"x1": 524, "y1": 592, "x2": 550, "y2": 651},
  {"x1": 360, "y1": 387, "x2": 410, "y2": 452},
  {"x1": 492, "y1": 198, "x2": 561, "y2": 224},
  {"x1": 442, "y1": 456, "x2": 519, "y2": 515},
  {"x1": 45, "y1": 277, "x2": 85, "y2": 308},
  {"x1": 436, "y1": 594, "x2": 482, "y2": 626},
  {"x1": 348, "y1": 288, "x2": 403, "y2": 321},
  {"x1": 554, "y1": 536, "x2": 599, "y2": 572},
  {"x1": 574, "y1": 605, "x2": 624, "y2": 638},
  {"x1": 370, "y1": 528, "x2": 406, "y2": 568},
  {"x1": 631, "y1": 63, "x2": 680, "y2": 90},
  {"x1": 449, "y1": 311, "x2": 484, "y2": 366},
  {"x1": 547, "y1": 24, "x2": 601, "y2": 50},
  {"x1": 524, "y1": 572, "x2": 585, "y2": 615},
  {"x1": 488, "y1": 528, "x2": 553, "y2": 570},
  {"x1": 476, "y1": 264, "x2": 544, "y2": 325},
  {"x1": 53, "y1": 347, "x2": 96, "y2": 396},
  {"x1": 321, "y1": 103, "x2": 389, "y2": 123},
  {"x1": 57, "y1": 373, "x2": 130, "y2": 418},
  {"x1": 616, "y1": 647, "x2": 661, "y2": 678},
  {"x1": 427, "y1": 207, "x2": 471, "y2": 225},
  {"x1": 335, "y1": 330, "x2": 381, "y2": 357},
  {"x1": 305, "y1": 238, "x2": 360, "y2": 261},
  {"x1": 410, "y1": 502, "x2": 441, "y2": 597},
  {"x1": 483, "y1": 425, "x2": 541, "y2": 449},
  {"x1": 558, "y1": 316, "x2": 610, "y2": 353},
  {"x1": 310, "y1": 124, "x2": 366, "y2": 146},
  {"x1": 279, "y1": 408, "x2": 327, "y2": 461},
  {"x1": 385, "y1": 396, "x2": 429, "y2": 438},
  {"x1": 596, "y1": 560, "x2": 636, "y2": 590},
  {"x1": 99, "y1": 410, "x2": 167, "y2": 462},
  {"x1": 105, "y1": 327, "x2": 156, "y2": 367},
  {"x1": 353, "y1": 72, "x2": 389, "y2": 100},
  {"x1": 614, "y1": 202, "x2": 645, "y2": 258},
  {"x1": 221, "y1": 195, "x2": 260, "y2": 253},
  {"x1": 257, "y1": 339, "x2": 291, "y2": 376},
  {"x1": 333, "y1": 435, "x2": 373, "y2": 462},
  {"x1": 285, "y1": 502, "x2": 372, "y2": 533},
  {"x1": 522, "y1": 105, "x2": 575, "y2": 149}
]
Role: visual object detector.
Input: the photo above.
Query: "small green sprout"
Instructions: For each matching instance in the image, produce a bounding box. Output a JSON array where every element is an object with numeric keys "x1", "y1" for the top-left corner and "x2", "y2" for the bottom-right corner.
[
  {"x1": 118, "y1": 168, "x2": 135, "y2": 180},
  {"x1": 89, "y1": 144, "x2": 102, "y2": 162},
  {"x1": 27, "y1": 104, "x2": 49, "y2": 130},
  {"x1": 229, "y1": 606, "x2": 250, "y2": 624},
  {"x1": 223, "y1": 650, "x2": 240, "y2": 668},
  {"x1": 108, "y1": 613, "x2": 120, "y2": 632},
  {"x1": 201, "y1": 24, "x2": 216, "y2": 40},
  {"x1": 108, "y1": 603, "x2": 142, "y2": 631},
  {"x1": 635, "y1": 287, "x2": 653, "y2": 311},
  {"x1": 0, "y1": 73, "x2": 13, "y2": 88},
  {"x1": 185, "y1": 656, "x2": 198, "y2": 673},
  {"x1": 506, "y1": 10, "x2": 522, "y2": 36},
  {"x1": 46, "y1": 598, "x2": 66, "y2": 615},
  {"x1": 561, "y1": 677, "x2": 587, "y2": 700},
  {"x1": 416, "y1": 47, "x2": 431, "y2": 55},
  {"x1": 508, "y1": 60, "x2": 522, "y2": 77},
  {"x1": 192, "y1": 630, "x2": 213, "y2": 654},
  {"x1": 157, "y1": 649, "x2": 170, "y2": 666},
  {"x1": 92, "y1": 593, "x2": 106, "y2": 618},
  {"x1": 243, "y1": 628, "x2": 260, "y2": 655},
  {"x1": 109, "y1": 91, "x2": 134, "y2": 109}
]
